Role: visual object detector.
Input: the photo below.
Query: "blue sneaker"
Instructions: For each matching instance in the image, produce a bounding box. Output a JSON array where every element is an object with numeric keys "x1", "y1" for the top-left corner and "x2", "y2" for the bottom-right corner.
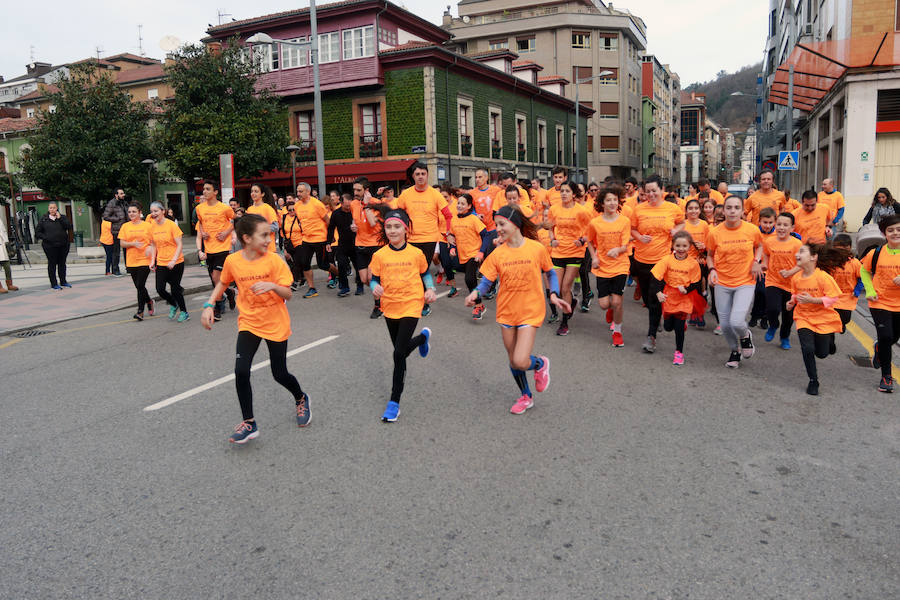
[
  {"x1": 303, "y1": 288, "x2": 318, "y2": 298},
  {"x1": 327, "y1": 279, "x2": 338, "y2": 289},
  {"x1": 51, "y1": 285, "x2": 62, "y2": 290},
  {"x1": 177, "y1": 311, "x2": 190, "y2": 323},
  {"x1": 295, "y1": 393, "x2": 311, "y2": 427},
  {"x1": 382, "y1": 400, "x2": 400, "y2": 422},
  {"x1": 765, "y1": 326, "x2": 777, "y2": 342},
  {"x1": 337, "y1": 287, "x2": 351, "y2": 297},
  {"x1": 61, "y1": 283, "x2": 72, "y2": 288},
  {"x1": 421, "y1": 304, "x2": 432, "y2": 317},
  {"x1": 355, "y1": 284, "x2": 364, "y2": 296},
  {"x1": 168, "y1": 306, "x2": 177, "y2": 320},
  {"x1": 229, "y1": 420, "x2": 259, "y2": 444},
  {"x1": 419, "y1": 327, "x2": 431, "y2": 358},
  {"x1": 780, "y1": 338, "x2": 791, "y2": 350}
]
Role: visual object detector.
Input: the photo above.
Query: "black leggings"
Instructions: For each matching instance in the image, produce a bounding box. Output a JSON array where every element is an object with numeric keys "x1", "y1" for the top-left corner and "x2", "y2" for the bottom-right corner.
[
  {"x1": 870, "y1": 308, "x2": 900, "y2": 377},
  {"x1": 334, "y1": 246, "x2": 359, "y2": 289},
  {"x1": 128, "y1": 266, "x2": 152, "y2": 313},
  {"x1": 578, "y1": 250, "x2": 591, "y2": 294},
  {"x1": 797, "y1": 328, "x2": 835, "y2": 381},
  {"x1": 751, "y1": 279, "x2": 767, "y2": 319},
  {"x1": 289, "y1": 244, "x2": 305, "y2": 282},
  {"x1": 631, "y1": 260, "x2": 661, "y2": 337},
  {"x1": 42, "y1": 243, "x2": 69, "y2": 287},
  {"x1": 765, "y1": 286, "x2": 793, "y2": 340},
  {"x1": 155, "y1": 262, "x2": 186, "y2": 312},
  {"x1": 385, "y1": 316, "x2": 425, "y2": 404},
  {"x1": 836, "y1": 308, "x2": 852, "y2": 333},
  {"x1": 438, "y1": 242, "x2": 456, "y2": 282},
  {"x1": 235, "y1": 331, "x2": 305, "y2": 421},
  {"x1": 663, "y1": 315, "x2": 686, "y2": 352}
]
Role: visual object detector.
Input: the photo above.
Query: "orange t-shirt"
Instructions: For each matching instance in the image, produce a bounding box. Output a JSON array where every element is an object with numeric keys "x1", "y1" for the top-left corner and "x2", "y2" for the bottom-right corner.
[
  {"x1": 246, "y1": 202, "x2": 279, "y2": 252},
  {"x1": 683, "y1": 219, "x2": 709, "y2": 261},
  {"x1": 763, "y1": 236, "x2": 802, "y2": 291},
  {"x1": 585, "y1": 214, "x2": 631, "y2": 278},
  {"x1": 623, "y1": 193, "x2": 639, "y2": 211},
  {"x1": 818, "y1": 191, "x2": 845, "y2": 216},
  {"x1": 100, "y1": 220, "x2": 114, "y2": 245},
  {"x1": 549, "y1": 203, "x2": 592, "y2": 259},
  {"x1": 792, "y1": 204, "x2": 833, "y2": 243},
  {"x1": 537, "y1": 227, "x2": 551, "y2": 249},
  {"x1": 479, "y1": 238, "x2": 553, "y2": 327},
  {"x1": 449, "y1": 213, "x2": 485, "y2": 263},
  {"x1": 862, "y1": 248, "x2": 900, "y2": 312},
  {"x1": 220, "y1": 251, "x2": 293, "y2": 342},
  {"x1": 295, "y1": 198, "x2": 328, "y2": 243},
  {"x1": 783, "y1": 198, "x2": 801, "y2": 212},
  {"x1": 651, "y1": 253, "x2": 701, "y2": 315},
  {"x1": 530, "y1": 187, "x2": 548, "y2": 209},
  {"x1": 546, "y1": 187, "x2": 562, "y2": 207},
  {"x1": 706, "y1": 221, "x2": 762, "y2": 287},
  {"x1": 832, "y1": 257, "x2": 861, "y2": 311},
  {"x1": 281, "y1": 213, "x2": 304, "y2": 248},
  {"x1": 630, "y1": 201, "x2": 685, "y2": 264},
  {"x1": 470, "y1": 186, "x2": 498, "y2": 231},
  {"x1": 117, "y1": 220, "x2": 153, "y2": 267},
  {"x1": 492, "y1": 185, "x2": 530, "y2": 213},
  {"x1": 790, "y1": 269, "x2": 843, "y2": 334},
  {"x1": 195, "y1": 201, "x2": 235, "y2": 254},
  {"x1": 396, "y1": 186, "x2": 448, "y2": 244},
  {"x1": 744, "y1": 189, "x2": 785, "y2": 225},
  {"x1": 352, "y1": 201, "x2": 383, "y2": 248},
  {"x1": 369, "y1": 243, "x2": 428, "y2": 319},
  {"x1": 149, "y1": 218, "x2": 184, "y2": 266}
]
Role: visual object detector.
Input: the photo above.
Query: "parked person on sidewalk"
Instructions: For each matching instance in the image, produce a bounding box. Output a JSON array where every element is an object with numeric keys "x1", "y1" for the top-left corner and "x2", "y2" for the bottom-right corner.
[
  {"x1": 148, "y1": 201, "x2": 189, "y2": 322},
  {"x1": 102, "y1": 188, "x2": 128, "y2": 276},
  {"x1": 118, "y1": 203, "x2": 155, "y2": 321},
  {"x1": 0, "y1": 214, "x2": 19, "y2": 293},
  {"x1": 35, "y1": 201, "x2": 73, "y2": 290}
]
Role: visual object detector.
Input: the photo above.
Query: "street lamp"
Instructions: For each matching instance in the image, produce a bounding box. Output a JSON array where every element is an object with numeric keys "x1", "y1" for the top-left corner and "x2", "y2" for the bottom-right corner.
[
  {"x1": 285, "y1": 144, "x2": 300, "y2": 193},
  {"x1": 141, "y1": 159, "x2": 155, "y2": 205},
  {"x1": 575, "y1": 70, "x2": 614, "y2": 184},
  {"x1": 248, "y1": 3, "x2": 325, "y2": 198}
]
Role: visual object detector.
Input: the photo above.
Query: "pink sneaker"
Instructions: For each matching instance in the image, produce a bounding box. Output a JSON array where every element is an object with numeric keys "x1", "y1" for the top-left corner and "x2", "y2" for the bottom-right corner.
[
  {"x1": 510, "y1": 394, "x2": 534, "y2": 414},
  {"x1": 673, "y1": 351, "x2": 684, "y2": 366},
  {"x1": 534, "y1": 355, "x2": 550, "y2": 392}
]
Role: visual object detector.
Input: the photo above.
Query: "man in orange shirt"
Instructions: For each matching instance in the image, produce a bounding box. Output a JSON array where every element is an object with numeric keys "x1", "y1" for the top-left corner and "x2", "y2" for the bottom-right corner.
[
  {"x1": 718, "y1": 182, "x2": 732, "y2": 202},
  {"x1": 530, "y1": 177, "x2": 548, "y2": 213},
  {"x1": 792, "y1": 190, "x2": 833, "y2": 243},
  {"x1": 695, "y1": 178, "x2": 724, "y2": 204},
  {"x1": 546, "y1": 166, "x2": 568, "y2": 207},
  {"x1": 195, "y1": 179, "x2": 236, "y2": 320},
  {"x1": 294, "y1": 182, "x2": 332, "y2": 298},
  {"x1": 492, "y1": 172, "x2": 530, "y2": 213},
  {"x1": 744, "y1": 170, "x2": 785, "y2": 224},
  {"x1": 818, "y1": 178, "x2": 845, "y2": 231}
]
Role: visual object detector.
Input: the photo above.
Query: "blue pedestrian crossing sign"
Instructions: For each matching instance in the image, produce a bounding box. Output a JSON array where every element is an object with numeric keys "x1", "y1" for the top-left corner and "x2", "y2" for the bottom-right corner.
[{"x1": 778, "y1": 151, "x2": 799, "y2": 171}]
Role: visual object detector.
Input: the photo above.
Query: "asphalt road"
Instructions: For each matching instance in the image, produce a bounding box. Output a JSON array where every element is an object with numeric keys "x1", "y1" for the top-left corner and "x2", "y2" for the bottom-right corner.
[{"x1": 2, "y1": 286, "x2": 898, "y2": 599}]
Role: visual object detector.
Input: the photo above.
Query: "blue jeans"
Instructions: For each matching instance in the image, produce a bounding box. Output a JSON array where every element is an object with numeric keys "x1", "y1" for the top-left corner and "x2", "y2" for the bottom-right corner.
[{"x1": 102, "y1": 243, "x2": 115, "y2": 274}]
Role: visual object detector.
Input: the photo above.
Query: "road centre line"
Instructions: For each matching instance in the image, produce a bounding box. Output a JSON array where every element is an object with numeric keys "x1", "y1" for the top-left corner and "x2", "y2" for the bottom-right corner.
[{"x1": 143, "y1": 334, "x2": 339, "y2": 411}]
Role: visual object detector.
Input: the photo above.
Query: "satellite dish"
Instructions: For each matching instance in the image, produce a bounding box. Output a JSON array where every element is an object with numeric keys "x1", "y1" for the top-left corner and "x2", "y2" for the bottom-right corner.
[
  {"x1": 159, "y1": 35, "x2": 182, "y2": 52},
  {"x1": 462, "y1": 15, "x2": 470, "y2": 23}
]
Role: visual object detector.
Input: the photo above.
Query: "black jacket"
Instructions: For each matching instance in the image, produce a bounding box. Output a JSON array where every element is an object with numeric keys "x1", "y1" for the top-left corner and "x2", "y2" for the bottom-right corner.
[
  {"x1": 327, "y1": 208, "x2": 356, "y2": 249},
  {"x1": 102, "y1": 198, "x2": 128, "y2": 235},
  {"x1": 36, "y1": 214, "x2": 72, "y2": 247}
]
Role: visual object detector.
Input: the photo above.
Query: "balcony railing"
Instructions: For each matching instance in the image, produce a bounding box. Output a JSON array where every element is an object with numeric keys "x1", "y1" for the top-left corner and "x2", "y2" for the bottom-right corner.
[
  {"x1": 360, "y1": 134, "x2": 382, "y2": 158},
  {"x1": 460, "y1": 134, "x2": 472, "y2": 156},
  {"x1": 517, "y1": 143, "x2": 526, "y2": 162},
  {"x1": 491, "y1": 139, "x2": 502, "y2": 159}
]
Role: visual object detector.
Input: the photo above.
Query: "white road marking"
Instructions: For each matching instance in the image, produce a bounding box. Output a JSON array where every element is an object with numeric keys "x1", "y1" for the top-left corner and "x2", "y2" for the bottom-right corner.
[{"x1": 143, "y1": 334, "x2": 339, "y2": 411}]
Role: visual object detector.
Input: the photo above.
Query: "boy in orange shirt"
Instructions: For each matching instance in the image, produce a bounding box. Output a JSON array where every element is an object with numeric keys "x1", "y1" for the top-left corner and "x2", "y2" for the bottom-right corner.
[{"x1": 762, "y1": 212, "x2": 802, "y2": 347}]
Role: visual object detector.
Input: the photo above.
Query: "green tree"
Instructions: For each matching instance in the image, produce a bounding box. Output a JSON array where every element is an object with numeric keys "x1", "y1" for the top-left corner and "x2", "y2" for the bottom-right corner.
[
  {"x1": 154, "y1": 42, "x2": 289, "y2": 183},
  {"x1": 20, "y1": 64, "x2": 154, "y2": 216}
]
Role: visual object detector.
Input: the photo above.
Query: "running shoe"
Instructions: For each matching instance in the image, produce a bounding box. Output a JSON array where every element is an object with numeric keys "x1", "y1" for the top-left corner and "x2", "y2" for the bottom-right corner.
[
  {"x1": 696, "y1": 317, "x2": 706, "y2": 330},
  {"x1": 133, "y1": 312, "x2": 143, "y2": 321},
  {"x1": 213, "y1": 308, "x2": 222, "y2": 322},
  {"x1": 418, "y1": 327, "x2": 431, "y2": 358},
  {"x1": 580, "y1": 298, "x2": 591, "y2": 313},
  {"x1": 556, "y1": 324, "x2": 569, "y2": 336},
  {"x1": 641, "y1": 336, "x2": 656, "y2": 354},
  {"x1": 51, "y1": 285, "x2": 62, "y2": 290},
  {"x1": 573, "y1": 281, "x2": 581, "y2": 297},
  {"x1": 168, "y1": 306, "x2": 178, "y2": 320},
  {"x1": 878, "y1": 375, "x2": 893, "y2": 393},
  {"x1": 633, "y1": 288, "x2": 642, "y2": 302},
  {"x1": 326, "y1": 279, "x2": 337, "y2": 289},
  {"x1": 740, "y1": 331, "x2": 755, "y2": 359},
  {"x1": 765, "y1": 326, "x2": 777, "y2": 342},
  {"x1": 725, "y1": 351, "x2": 741, "y2": 368},
  {"x1": 229, "y1": 420, "x2": 259, "y2": 444},
  {"x1": 447, "y1": 286, "x2": 459, "y2": 298},
  {"x1": 748, "y1": 318, "x2": 758, "y2": 328},
  {"x1": 296, "y1": 394, "x2": 311, "y2": 427},
  {"x1": 606, "y1": 308, "x2": 613, "y2": 324},
  {"x1": 534, "y1": 355, "x2": 550, "y2": 393},
  {"x1": 147, "y1": 299, "x2": 155, "y2": 316},
  {"x1": 421, "y1": 304, "x2": 432, "y2": 317},
  {"x1": 612, "y1": 332, "x2": 624, "y2": 347},
  {"x1": 872, "y1": 342, "x2": 880, "y2": 369},
  {"x1": 626, "y1": 276, "x2": 634, "y2": 286},
  {"x1": 177, "y1": 311, "x2": 190, "y2": 323},
  {"x1": 226, "y1": 289, "x2": 236, "y2": 311},
  {"x1": 780, "y1": 338, "x2": 791, "y2": 350},
  {"x1": 713, "y1": 325, "x2": 722, "y2": 335},
  {"x1": 548, "y1": 310, "x2": 559, "y2": 323},
  {"x1": 472, "y1": 304, "x2": 486, "y2": 320},
  {"x1": 337, "y1": 288, "x2": 351, "y2": 297},
  {"x1": 806, "y1": 379, "x2": 819, "y2": 396},
  {"x1": 303, "y1": 288, "x2": 318, "y2": 298},
  {"x1": 113, "y1": 272, "x2": 124, "y2": 278},
  {"x1": 673, "y1": 351, "x2": 684, "y2": 366},
  {"x1": 61, "y1": 282, "x2": 72, "y2": 288},
  {"x1": 759, "y1": 318, "x2": 769, "y2": 330},
  {"x1": 370, "y1": 306, "x2": 383, "y2": 319},
  {"x1": 436, "y1": 273, "x2": 444, "y2": 285},
  {"x1": 355, "y1": 284, "x2": 364, "y2": 296},
  {"x1": 609, "y1": 323, "x2": 615, "y2": 331},
  {"x1": 382, "y1": 400, "x2": 400, "y2": 422},
  {"x1": 510, "y1": 394, "x2": 534, "y2": 415},
  {"x1": 483, "y1": 290, "x2": 496, "y2": 300},
  {"x1": 585, "y1": 289, "x2": 594, "y2": 300},
  {"x1": 290, "y1": 282, "x2": 300, "y2": 292}
]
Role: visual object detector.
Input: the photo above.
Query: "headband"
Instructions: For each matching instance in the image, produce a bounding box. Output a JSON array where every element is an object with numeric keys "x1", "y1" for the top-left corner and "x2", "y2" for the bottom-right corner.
[
  {"x1": 496, "y1": 205, "x2": 523, "y2": 228},
  {"x1": 383, "y1": 209, "x2": 410, "y2": 229}
]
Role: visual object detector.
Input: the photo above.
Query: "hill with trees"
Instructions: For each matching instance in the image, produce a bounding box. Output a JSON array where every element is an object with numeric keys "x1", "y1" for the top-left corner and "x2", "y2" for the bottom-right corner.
[{"x1": 685, "y1": 63, "x2": 762, "y2": 136}]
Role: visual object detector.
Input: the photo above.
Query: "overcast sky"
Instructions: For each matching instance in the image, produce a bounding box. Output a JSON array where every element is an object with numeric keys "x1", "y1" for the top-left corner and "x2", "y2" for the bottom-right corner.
[{"x1": 3, "y1": 0, "x2": 766, "y2": 87}]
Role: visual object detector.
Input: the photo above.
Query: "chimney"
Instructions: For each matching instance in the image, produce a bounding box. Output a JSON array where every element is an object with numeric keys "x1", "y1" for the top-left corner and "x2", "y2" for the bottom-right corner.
[{"x1": 442, "y1": 5, "x2": 452, "y2": 26}]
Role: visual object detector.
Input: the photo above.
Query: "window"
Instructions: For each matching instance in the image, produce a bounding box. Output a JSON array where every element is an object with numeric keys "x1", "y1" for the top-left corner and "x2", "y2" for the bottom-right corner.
[
  {"x1": 681, "y1": 109, "x2": 699, "y2": 146},
  {"x1": 571, "y1": 129, "x2": 577, "y2": 165},
  {"x1": 599, "y1": 102, "x2": 619, "y2": 119},
  {"x1": 378, "y1": 28, "x2": 398, "y2": 45},
  {"x1": 26, "y1": 108, "x2": 35, "y2": 118},
  {"x1": 489, "y1": 39, "x2": 509, "y2": 50},
  {"x1": 516, "y1": 114, "x2": 527, "y2": 161},
  {"x1": 572, "y1": 31, "x2": 591, "y2": 49},
  {"x1": 147, "y1": 89, "x2": 158, "y2": 99},
  {"x1": 573, "y1": 66, "x2": 592, "y2": 83},
  {"x1": 359, "y1": 103, "x2": 382, "y2": 157},
  {"x1": 318, "y1": 32, "x2": 341, "y2": 63},
  {"x1": 587, "y1": 136, "x2": 593, "y2": 152},
  {"x1": 297, "y1": 111, "x2": 316, "y2": 143},
  {"x1": 537, "y1": 121, "x2": 547, "y2": 163},
  {"x1": 489, "y1": 108, "x2": 502, "y2": 158},
  {"x1": 599, "y1": 136, "x2": 619, "y2": 153},
  {"x1": 48, "y1": 104, "x2": 56, "y2": 113},
  {"x1": 598, "y1": 68, "x2": 618, "y2": 84},
  {"x1": 282, "y1": 37, "x2": 308, "y2": 69},
  {"x1": 245, "y1": 44, "x2": 278, "y2": 72},
  {"x1": 556, "y1": 126, "x2": 564, "y2": 164},
  {"x1": 516, "y1": 37, "x2": 535, "y2": 53},
  {"x1": 0, "y1": 151, "x2": 6, "y2": 172},
  {"x1": 459, "y1": 100, "x2": 473, "y2": 156},
  {"x1": 598, "y1": 33, "x2": 617, "y2": 51},
  {"x1": 343, "y1": 26, "x2": 374, "y2": 60}
]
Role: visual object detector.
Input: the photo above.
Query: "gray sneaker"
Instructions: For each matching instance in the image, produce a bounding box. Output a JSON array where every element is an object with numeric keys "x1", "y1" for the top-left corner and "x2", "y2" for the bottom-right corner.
[{"x1": 641, "y1": 336, "x2": 656, "y2": 354}]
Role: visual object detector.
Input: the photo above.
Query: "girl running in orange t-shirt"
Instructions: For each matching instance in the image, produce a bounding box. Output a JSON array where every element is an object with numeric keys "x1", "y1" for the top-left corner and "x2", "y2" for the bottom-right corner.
[
  {"x1": 650, "y1": 231, "x2": 703, "y2": 366},
  {"x1": 200, "y1": 214, "x2": 310, "y2": 443},
  {"x1": 830, "y1": 234, "x2": 862, "y2": 333},
  {"x1": 448, "y1": 193, "x2": 491, "y2": 321},
  {"x1": 465, "y1": 205, "x2": 571, "y2": 415}
]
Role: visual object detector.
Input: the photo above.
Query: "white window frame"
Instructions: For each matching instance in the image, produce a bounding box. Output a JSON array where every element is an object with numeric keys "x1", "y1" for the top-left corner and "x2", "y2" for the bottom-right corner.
[
  {"x1": 458, "y1": 97, "x2": 474, "y2": 156},
  {"x1": 318, "y1": 32, "x2": 341, "y2": 64},
  {"x1": 48, "y1": 104, "x2": 57, "y2": 113},
  {"x1": 282, "y1": 37, "x2": 309, "y2": 69},
  {"x1": 537, "y1": 119, "x2": 547, "y2": 163},
  {"x1": 26, "y1": 108, "x2": 35, "y2": 118},
  {"x1": 343, "y1": 26, "x2": 375, "y2": 60},
  {"x1": 515, "y1": 113, "x2": 528, "y2": 160},
  {"x1": 572, "y1": 31, "x2": 591, "y2": 49},
  {"x1": 489, "y1": 106, "x2": 503, "y2": 155},
  {"x1": 147, "y1": 88, "x2": 158, "y2": 100},
  {"x1": 599, "y1": 34, "x2": 618, "y2": 51},
  {"x1": 488, "y1": 39, "x2": 509, "y2": 50},
  {"x1": 516, "y1": 37, "x2": 535, "y2": 53},
  {"x1": 297, "y1": 111, "x2": 316, "y2": 143},
  {"x1": 556, "y1": 124, "x2": 565, "y2": 164},
  {"x1": 359, "y1": 103, "x2": 381, "y2": 138}
]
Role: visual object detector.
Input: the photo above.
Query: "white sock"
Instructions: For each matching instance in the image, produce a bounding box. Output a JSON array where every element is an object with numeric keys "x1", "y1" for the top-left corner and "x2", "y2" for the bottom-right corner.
[{"x1": 613, "y1": 322, "x2": 622, "y2": 333}]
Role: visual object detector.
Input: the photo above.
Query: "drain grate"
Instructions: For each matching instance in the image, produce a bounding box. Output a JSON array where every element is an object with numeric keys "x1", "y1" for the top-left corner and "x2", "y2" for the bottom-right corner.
[
  {"x1": 848, "y1": 354, "x2": 875, "y2": 368},
  {"x1": 14, "y1": 329, "x2": 53, "y2": 338}
]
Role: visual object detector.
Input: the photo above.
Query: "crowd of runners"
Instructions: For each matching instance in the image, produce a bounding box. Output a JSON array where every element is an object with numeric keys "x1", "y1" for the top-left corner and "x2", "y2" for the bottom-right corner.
[{"x1": 107, "y1": 160, "x2": 899, "y2": 442}]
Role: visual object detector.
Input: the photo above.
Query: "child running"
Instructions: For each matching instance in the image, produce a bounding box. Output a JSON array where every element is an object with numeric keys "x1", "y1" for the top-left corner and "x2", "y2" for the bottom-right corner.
[
  {"x1": 861, "y1": 214, "x2": 900, "y2": 393},
  {"x1": 786, "y1": 242, "x2": 850, "y2": 395},
  {"x1": 585, "y1": 184, "x2": 630, "y2": 347},
  {"x1": 830, "y1": 234, "x2": 862, "y2": 333},
  {"x1": 762, "y1": 212, "x2": 802, "y2": 348},
  {"x1": 683, "y1": 198, "x2": 709, "y2": 329},
  {"x1": 369, "y1": 208, "x2": 437, "y2": 422},
  {"x1": 465, "y1": 205, "x2": 570, "y2": 415},
  {"x1": 650, "y1": 231, "x2": 703, "y2": 365},
  {"x1": 548, "y1": 180, "x2": 592, "y2": 336},
  {"x1": 448, "y1": 193, "x2": 492, "y2": 320},
  {"x1": 201, "y1": 214, "x2": 310, "y2": 443}
]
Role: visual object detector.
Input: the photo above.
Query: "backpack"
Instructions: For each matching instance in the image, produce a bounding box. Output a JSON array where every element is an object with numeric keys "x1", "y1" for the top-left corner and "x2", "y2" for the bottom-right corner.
[{"x1": 869, "y1": 245, "x2": 883, "y2": 276}]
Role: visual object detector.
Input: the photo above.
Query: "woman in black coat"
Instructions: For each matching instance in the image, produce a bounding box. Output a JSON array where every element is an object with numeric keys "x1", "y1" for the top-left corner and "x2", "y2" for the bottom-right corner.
[{"x1": 35, "y1": 202, "x2": 74, "y2": 289}]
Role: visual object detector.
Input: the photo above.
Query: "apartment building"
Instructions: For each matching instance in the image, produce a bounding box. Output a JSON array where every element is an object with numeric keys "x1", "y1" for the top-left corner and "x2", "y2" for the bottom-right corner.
[
  {"x1": 443, "y1": 0, "x2": 647, "y2": 184},
  {"x1": 641, "y1": 54, "x2": 680, "y2": 183}
]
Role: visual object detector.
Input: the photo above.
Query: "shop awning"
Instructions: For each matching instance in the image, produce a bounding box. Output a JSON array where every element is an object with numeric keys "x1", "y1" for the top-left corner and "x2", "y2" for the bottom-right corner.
[
  {"x1": 768, "y1": 32, "x2": 900, "y2": 113},
  {"x1": 239, "y1": 159, "x2": 418, "y2": 188}
]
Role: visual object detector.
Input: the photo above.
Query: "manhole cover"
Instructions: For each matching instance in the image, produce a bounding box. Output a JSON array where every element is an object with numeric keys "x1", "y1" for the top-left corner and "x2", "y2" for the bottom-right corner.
[
  {"x1": 848, "y1": 354, "x2": 875, "y2": 368},
  {"x1": 14, "y1": 329, "x2": 53, "y2": 338}
]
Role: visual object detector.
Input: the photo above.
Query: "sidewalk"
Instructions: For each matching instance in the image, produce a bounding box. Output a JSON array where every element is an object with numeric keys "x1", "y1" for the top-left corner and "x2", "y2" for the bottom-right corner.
[{"x1": 0, "y1": 261, "x2": 212, "y2": 335}]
